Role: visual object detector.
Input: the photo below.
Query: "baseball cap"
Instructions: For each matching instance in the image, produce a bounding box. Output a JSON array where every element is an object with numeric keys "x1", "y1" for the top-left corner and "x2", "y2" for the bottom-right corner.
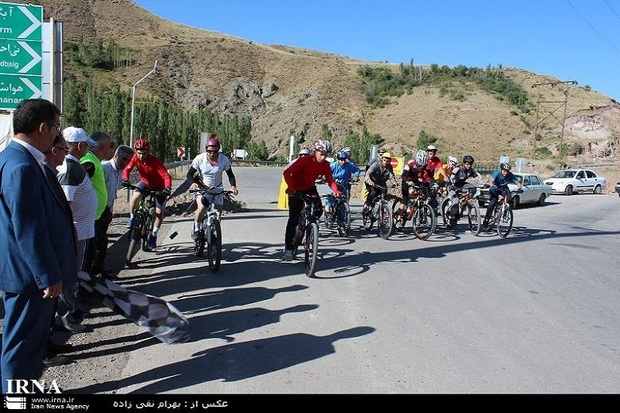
[{"x1": 63, "y1": 126, "x2": 96, "y2": 146}]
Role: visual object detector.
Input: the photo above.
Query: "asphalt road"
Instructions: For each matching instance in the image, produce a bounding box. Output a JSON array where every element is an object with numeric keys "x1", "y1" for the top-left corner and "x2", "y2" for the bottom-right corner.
[{"x1": 41, "y1": 166, "x2": 620, "y2": 394}]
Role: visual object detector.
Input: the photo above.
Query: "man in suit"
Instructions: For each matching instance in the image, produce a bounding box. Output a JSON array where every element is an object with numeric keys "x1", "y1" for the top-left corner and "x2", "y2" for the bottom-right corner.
[{"x1": 0, "y1": 99, "x2": 77, "y2": 393}]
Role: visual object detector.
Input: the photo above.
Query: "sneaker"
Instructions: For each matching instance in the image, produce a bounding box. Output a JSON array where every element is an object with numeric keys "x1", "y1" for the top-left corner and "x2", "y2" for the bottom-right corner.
[
  {"x1": 148, "y1": 234, "x2": 157, "y2": 249},
  {"x1": 43, "y1": 355, "x2": 71, "y2": 368},
  {"x1": 126, "y1": 218, "x2": 133, "y2": 228},
  {"x1": 47, "y1": 341, "x2": 73, "y2": 355},
  {"x1": 283, "y1": 249, "x2": 294, "y2": 261}
]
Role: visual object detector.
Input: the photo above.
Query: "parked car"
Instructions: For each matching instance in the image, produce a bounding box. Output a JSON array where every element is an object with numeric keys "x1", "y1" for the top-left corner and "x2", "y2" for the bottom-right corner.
[
  {"x1": 479, "y1": 172, "x2": 552, "y2": 209},
  {"x1": 543, "y1": 169, "x2": 606, "y2": 195},
  {"x1": 615, "y1": 181, "x2": 620, "y2": 197}
]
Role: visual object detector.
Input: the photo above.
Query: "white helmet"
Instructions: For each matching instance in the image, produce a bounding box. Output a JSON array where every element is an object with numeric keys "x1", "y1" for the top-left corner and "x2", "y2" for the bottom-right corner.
[
  {"x1": 427, "y1": 144, "x2": 438, "y2": 152},
  {"x1": 416, "y1": 149, "x2": 429, "y2": 166},
  {"x1": 298, "y1": 147, "x2": 311, "y2": 156},
  {"x1": 447, "y1": 155, "x2": 458, "y2": 164}
]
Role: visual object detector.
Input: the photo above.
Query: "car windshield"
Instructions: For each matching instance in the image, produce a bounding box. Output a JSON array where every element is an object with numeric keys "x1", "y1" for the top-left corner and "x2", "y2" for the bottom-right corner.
[{"x1": 552, "y1": 171, "x2": 575, "y2": 178}]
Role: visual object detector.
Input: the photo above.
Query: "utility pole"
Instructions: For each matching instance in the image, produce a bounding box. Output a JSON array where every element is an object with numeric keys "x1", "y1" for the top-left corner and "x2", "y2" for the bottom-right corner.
[
  {"x1": 531, "y1": 80, "x2": 577, "y2": 159},
  {"x1": 130, "y1": 60, "x2": 158, "y2": 149}
]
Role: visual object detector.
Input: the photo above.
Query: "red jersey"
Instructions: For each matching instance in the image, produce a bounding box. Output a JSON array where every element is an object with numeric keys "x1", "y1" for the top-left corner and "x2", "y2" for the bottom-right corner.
[
  {"x1": 123, "y1": 153, "x2": 172, "y2": 190},
  {"x1": 403, "y1": 159, "x2": 433, "y2": 183},
  {"x1": 283, "y1": 155, "x2": 339, "y2": 194},
  {"x1": 427, "y1": 156, "x2": 443, "y2": 177}
]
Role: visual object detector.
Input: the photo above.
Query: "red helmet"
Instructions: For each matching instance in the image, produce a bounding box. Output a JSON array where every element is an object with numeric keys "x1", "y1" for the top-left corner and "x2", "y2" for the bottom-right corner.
[
  {"x1": 134, "y1": 138, "x2": 151, "y2": 151},
  {"x1": 206, "y1": 133, "x2": 220, "y2": 150}
]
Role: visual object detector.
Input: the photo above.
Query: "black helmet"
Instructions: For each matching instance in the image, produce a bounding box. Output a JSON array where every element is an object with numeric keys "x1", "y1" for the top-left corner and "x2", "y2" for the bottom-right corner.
[
  {"x1": 500, "y1": 162, "x2": 511, "y2": 171},
  {"x1": 463, "y1": 155, "x2": 474, "y2": 164}
]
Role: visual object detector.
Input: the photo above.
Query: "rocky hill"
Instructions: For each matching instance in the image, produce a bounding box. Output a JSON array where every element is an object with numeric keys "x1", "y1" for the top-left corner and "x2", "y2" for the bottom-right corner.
[{"x1": 15, "y1": 0, "x2": 620, "y2": 173}]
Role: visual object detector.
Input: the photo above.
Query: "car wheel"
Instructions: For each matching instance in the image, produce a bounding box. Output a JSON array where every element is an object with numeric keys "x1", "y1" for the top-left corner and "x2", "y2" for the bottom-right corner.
[
  {"x1": 537, "y1": 193, "x2": 546, "y2": 206},
  {"x1": 593, "y1": 185, "x2": 602, "y2": 194},
  {"x1": 564, "y1": 185, "x2": 573, "y2": 195},
  {"x1": 510, "y1": 195, "x2": 519, "y2": 210}
]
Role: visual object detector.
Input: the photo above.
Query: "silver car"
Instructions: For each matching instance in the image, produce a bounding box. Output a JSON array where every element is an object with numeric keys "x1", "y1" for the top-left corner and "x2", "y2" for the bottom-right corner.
[
  {"x1": 479, "y1": 172, "x2": 552, "y2": 209},
  {"x1": 543, "y1": 169, "x2": 607, "y2": 195}
]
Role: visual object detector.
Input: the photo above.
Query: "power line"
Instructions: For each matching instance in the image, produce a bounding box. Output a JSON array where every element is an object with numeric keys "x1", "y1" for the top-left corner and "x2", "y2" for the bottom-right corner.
[
  {"x1": 565, "y1": 0, "x2": 620, "y2": 55},
  {"x1": 603, "y1": 0, "x2": 620, "y2": 22}
]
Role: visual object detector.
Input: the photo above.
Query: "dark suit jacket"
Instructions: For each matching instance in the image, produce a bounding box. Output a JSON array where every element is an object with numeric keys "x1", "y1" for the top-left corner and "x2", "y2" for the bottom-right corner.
[{"x1": 0, "y1": 141, "x2": 77, "y2": 293}]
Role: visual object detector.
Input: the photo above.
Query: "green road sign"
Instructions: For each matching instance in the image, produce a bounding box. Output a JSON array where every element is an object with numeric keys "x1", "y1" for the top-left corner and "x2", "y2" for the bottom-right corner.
[
  {"x1": 0, "y1": 2, "x2": 43, "y2": 41},
  {"x1": 0, "y1": 39, "x2": 41, "y2": 75},
  {"x1": 0, "y1": 74, "x2": 42, "y2": 110}
]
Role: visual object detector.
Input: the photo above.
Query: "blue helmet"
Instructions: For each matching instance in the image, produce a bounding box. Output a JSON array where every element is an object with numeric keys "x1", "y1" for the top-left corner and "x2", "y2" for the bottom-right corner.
[{"x1": 336, "y1": 150, "x2": 349, "y2": 160}]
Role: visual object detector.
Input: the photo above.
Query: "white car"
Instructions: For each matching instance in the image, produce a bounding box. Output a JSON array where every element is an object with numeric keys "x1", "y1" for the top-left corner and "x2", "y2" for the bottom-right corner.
[
  {"x1": 543, "y1": 169, "x2": 607, "y2": 195},
  {"x1": 479, "y1": 172, "x2": 551, "y2": 209}
]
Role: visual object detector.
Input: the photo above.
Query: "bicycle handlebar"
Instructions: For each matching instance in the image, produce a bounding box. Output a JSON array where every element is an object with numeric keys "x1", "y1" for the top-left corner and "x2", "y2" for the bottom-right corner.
[{"x1": 122, "y1": 183, "x2": 170, "y2": 198}]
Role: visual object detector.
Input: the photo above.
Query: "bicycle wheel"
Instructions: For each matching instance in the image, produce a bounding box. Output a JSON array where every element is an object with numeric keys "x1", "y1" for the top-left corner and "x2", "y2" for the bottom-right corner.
[
  {"x1": 304, "y1": 222, "x2": 319, "y2": 278},
  {"x1": 440, "y1": 198, "x2": 452, "y2": 228},
  {"x1": 362, "y1": 205, "x2": 374, "y2": 231},
  {"x1": 207, "y1": 220, "x2": 222, "y2": 273},
  {"x1": 378, "y1": 200, "x2": 393, "y2": 240},
  {"x1": 141, "y1": 212, "x2": 154, "y2": 252},
  {"x1": 125, "y1": 215, "x2": 142, "y2": 266},
  {"x1": 496, "y1": 204, "x2": 513, "y2": 238},
  {"x1": 337, "y1": 202, "x2": 351, "y2": 237},
  {"x1": 391, "y1": 199, "x2": 406, "y2": 232},
  {"x1": 412, "y1": 204, "x2": 436, "y2": 240},
  {"x1": 467, "y1": 201, "x2": 482, "y2": 236},
  {"x1": 194, "y1": 228, "x2": 205, "y2": 257}
]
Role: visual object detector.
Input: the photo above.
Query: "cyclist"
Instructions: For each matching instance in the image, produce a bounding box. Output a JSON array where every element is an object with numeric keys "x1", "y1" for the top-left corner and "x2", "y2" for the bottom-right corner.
[
  {"x1": 282, "y1": 139, "x2": 342, "y2": 261},
  {"x1": 122, "y1": 138, "x2": 172, "y2": 250},
  {"x1": 365, "y1": 146, "x2": 387, "y2": 172},
  {"x1": 447, "y1": 155, "x2": 485, "y2": 224},
  {"x1": 482, "y1": 162, "x2": 522, "y2": 229},
  {"x1": 363, "y1": 151, "x2": 397, "y2": 214},
  {"x1": 324, "y1": 149, "x2": 361, "y2": 217},
  {"x1": 426, "y1": 145, "x2": 443, "y2": 179},
  {"x1": 298, "y1": 147, "x2": 312, "y2": 157},
  {"x1": 395, "y1": 149, "x2": 435, "y2": 228},
  {"x1": 187, "y1": 134, "x2": 239, "y2": 239},
  {"x1": 435, "y1": 155, "x2": 458, "y2": 182}
]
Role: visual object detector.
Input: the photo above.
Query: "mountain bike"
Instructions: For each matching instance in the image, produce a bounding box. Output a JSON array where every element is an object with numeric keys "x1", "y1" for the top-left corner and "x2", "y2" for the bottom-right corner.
[
  {"x1": 392, "y1": 182, "x2": 437, "y2": 240},
  {"x1": 292, "y1": 192, "x2": 321, "y2": 278},
  {"x1": 323, "y1": 181, "x2": 352, "y2": 237},
  {"x1": 439, "y1": 183, "x2": 483, "y2": 236},
  {"x1": 124, "y1": 184, "x2": 166, "y2": 266},
  {"x1": 362, "y1": 184, "x2": 394, "y2": 240},
  {"x1": 485, "y1": 187, "x2": 523, "y2": 238},
  {"x1": 189, "y1": 186, "x2": 234, "y2": 273}
]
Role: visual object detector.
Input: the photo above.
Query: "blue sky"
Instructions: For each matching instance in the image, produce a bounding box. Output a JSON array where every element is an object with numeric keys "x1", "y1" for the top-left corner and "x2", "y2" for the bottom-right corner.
[{"x1": 134, "y1": 0, "x2": 620, "y2": 100}]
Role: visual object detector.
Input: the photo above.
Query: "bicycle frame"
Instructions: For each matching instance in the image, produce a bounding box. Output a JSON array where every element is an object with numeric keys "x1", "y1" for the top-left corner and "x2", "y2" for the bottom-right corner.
[
  {"x1": 125, "y1": 185, "x2": 159, "y2": 265},
  {"x1": 363, "y1": 184, "x2": 393, "y2": 240},
  {"x1": 292, "y1": 192, "x2": 320, "y2": 278},
  {"x1": 488, "y1": 187, "x2": 514, "y2": 238},
  {"x1": 393, "y1": 183, "x2": 437, "y2": 240}
]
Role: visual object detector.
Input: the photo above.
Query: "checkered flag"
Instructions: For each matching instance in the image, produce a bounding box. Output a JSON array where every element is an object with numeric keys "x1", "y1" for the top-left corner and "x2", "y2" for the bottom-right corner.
[{"x1": 77, "y1": 271, "x2": 190, "y2": 344}]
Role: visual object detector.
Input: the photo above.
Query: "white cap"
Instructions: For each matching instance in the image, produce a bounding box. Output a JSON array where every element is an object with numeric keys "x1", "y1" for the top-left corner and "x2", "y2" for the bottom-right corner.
[{"x1": 63, "y1": 126, "x2": 96, "y2": 146}]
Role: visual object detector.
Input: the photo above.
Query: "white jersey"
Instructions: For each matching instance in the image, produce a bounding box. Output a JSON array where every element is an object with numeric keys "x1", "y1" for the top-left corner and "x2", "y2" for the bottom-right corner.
[{"x1": 191, "y1": 152, "x2": 232, "y2": 188}]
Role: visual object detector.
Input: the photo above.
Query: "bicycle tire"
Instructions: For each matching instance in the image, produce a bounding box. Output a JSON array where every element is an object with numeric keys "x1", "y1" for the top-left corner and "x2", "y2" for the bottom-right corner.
[
  {"x1": 304, "y1": 222, "x2": 319, "y2": 278},
  {"x1": 207, "y1": 220, "x2": 222, "y2": 273},
  {"x1": 141, "y1": 212, "x2": 154, "y2": 252},
  {"x1": 125, "y1": 213, "x2": 142, "y2": 265},
  {"x1": 337, "y1": 202, "x2": 351, "y2": 237},
  {"x1": 378, "y1": 200, "x2": 393, "y2": 240},
  {"x1": 391, "y1": 199, "x2": 406, "y2": 232},
  {"x1": 440, "y1": 198, "x2": 452, "y2": 228},
  {"x1": 496, "y1": 204, "x2": 513, "y2": 238},
  {"x1": 467, "y1": 201, "x2": 482, "y2": 236},
  {"x1": 362, "y1": 206, "x2": 374, "y2": 231},
  {"x1": 194, "y1": 228, "x2": 205, "y2": 257},
  {"x1": 412, "y1": 203, "x2": 436, "y2": 240}
]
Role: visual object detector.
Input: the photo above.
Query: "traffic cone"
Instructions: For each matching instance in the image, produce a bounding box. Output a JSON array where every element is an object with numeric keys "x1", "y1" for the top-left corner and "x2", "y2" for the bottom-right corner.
[{"x1": 277, "y1": 177, "x2": 288, "y2": 210}]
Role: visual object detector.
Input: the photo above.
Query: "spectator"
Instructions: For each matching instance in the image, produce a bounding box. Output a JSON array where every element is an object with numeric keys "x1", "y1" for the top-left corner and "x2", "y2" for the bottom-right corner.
[
  {"x1": 0, "y1": 99, "x2": 77, "y2": 392},
  {"x1": 100, "y1": 145, "x2": 134, "y2": 277},
  {"x1": 81, "y1": 132, "x2": 115, "y2": 278},
  {"x1": 56, "y1": 126, "x2": 99, "y2": 333}
]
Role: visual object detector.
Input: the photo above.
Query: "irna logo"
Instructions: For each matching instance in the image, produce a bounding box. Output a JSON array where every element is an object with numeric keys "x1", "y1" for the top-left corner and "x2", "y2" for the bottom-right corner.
[{"x1": 5, "y1": 379, "x2": 61, "y2": 394}]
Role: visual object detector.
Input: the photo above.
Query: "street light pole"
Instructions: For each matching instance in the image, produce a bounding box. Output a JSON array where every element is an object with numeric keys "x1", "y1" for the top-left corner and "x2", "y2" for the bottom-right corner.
[{"x1": 129, "y1": 60, "x2": 158, "y2": 148}]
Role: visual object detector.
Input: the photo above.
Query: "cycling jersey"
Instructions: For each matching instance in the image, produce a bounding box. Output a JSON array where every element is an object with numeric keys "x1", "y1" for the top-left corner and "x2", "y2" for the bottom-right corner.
[
  {"x1": 123, "y1": 153, "x2": 172, "y2": 190},
  {"x1": 450, "y1": 165, "x2": 482, "y2": 188},
  {"x1": 490, "y1": 169, "x2": 518, "y2": 188},
  {"x1": 283, "y1": 155, "x2": 339, "y2": 194},
  {"x1": 190, "y1": 152, "x2": 236, "y2": 188},
  {"x1": 330, "y1": 160, "x2": 361, "y2": 184},
  {"x1": 402, "y1": 159, "x2": 433, "y2": 184},
  {"x1": 427, "y1": 155, "x2": 443, "y2": 178}
]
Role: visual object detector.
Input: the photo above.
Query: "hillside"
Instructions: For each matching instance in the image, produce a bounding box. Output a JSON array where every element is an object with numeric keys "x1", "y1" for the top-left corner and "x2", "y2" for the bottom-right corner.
[{"x1": 14, "y1": 0, "x2": 620, "y2": 173}]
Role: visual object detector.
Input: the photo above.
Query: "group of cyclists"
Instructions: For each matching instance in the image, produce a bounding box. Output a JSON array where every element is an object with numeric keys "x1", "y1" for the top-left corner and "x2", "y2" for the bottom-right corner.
[
  {"x1": 123, "y1": 134, "x2": 522, "y2": 263},
  {"x1": 281, "y1": 140, "x2": 523, "y2": 259}
]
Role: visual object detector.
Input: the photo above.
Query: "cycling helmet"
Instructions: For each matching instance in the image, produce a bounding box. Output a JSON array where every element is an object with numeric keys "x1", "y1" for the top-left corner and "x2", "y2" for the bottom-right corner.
[
  {"x1": 447, "y1": 155, "x2": 458, "y2": 164},
  {"x1": 313, "y1": 139, "x2": 333, "y2": 153},
  {"x1": 427, "y1": 144, "x2": 438, "y2": 152},
  {"x1": 134, "y1": 138, "x2": 151, "y2": 151},
  {"x1": 463, "y1": 155, "x2": 475, "y2": 164},
  {"x1": 341, "y1": 147, "x2": 352, "y2": 155},
  {"x1": 381, "y1": 152, "x2": 393, "y2": 159},
  {"x1": 336, "y1": 150, "x2": 349, "y2": 160},
  {"x1": 500, "y1": 162, "x2": 511, "y2": 171},
  {"x1": 298, "y1": 147, "x2": 311, "y2": 156},
  {"x1": 206, "y1": 134, "x2": 220, "y2": 150},
  {"x1": 416, "y1": 149, "x2": 429, "y2": 166}
]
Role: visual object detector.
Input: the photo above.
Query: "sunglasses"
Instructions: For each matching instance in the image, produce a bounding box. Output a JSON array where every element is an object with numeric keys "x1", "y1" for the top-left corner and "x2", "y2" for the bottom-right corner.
[
  {"x1": 206, "y1": 150, "x2": 218, "y2": 154},
  {"x1": 54, "y1": 146, "x2": 70, "y2": 153}
]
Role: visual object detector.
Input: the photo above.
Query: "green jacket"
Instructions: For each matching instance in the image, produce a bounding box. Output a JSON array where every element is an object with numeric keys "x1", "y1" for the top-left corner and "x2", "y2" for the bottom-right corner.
[{"x1": 80, "y1": 152, "x2": 107, "y2": 219}]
